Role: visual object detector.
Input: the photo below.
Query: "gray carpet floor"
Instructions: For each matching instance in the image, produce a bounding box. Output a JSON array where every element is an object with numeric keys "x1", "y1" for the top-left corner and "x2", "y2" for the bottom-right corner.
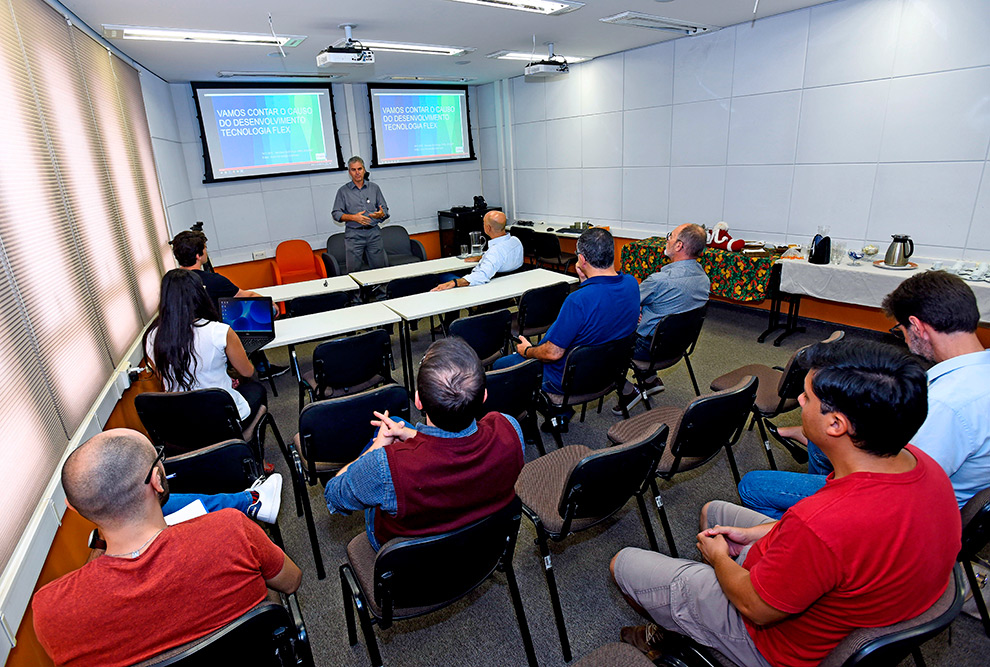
[{"x1": 258, "y1": 299, "x2": 989, "y2": 667}]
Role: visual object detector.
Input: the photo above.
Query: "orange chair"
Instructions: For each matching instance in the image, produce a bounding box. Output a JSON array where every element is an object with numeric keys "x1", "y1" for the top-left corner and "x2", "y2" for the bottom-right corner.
[{"x1": 275, "y1": 240, "x2": 327, "y2": 285}]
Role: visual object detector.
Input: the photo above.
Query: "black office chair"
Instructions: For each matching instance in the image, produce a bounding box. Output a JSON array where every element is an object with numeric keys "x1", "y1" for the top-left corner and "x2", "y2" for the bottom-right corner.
[
  {"x1": 533, "y1": 232, "x2": 577, "y2": 273},
  {"x1": 540, "y1": 335, "x2": 636, "y2": 449},
  {"x1": 516, "y1": 281, "x2": 570, "y2": 340},
  {"x1": 448, "y1": 309, "x2": 512, "y2": 367},
  {"x1": 709, "y1": 331, "x2": 844, "y2": 469},
  {"x1": 164, "y1": 438, "x2": 286, "y2": 550},
  {"x1": 607, "y1": 376, "x2": 759, "y2": 556},
  {"x1": 510, "y1": 226, "x2": 538, "y2": 264},
  {"x1": 959, "y1": 487, "x2": 990, "y2": 636},
  {"x1": 381, "y1": 226, "x2": 427, "y2": 266},
  {"x1": 135, "y1": 389, "x2": 289, "y2": 472},
  {"x1": 323, "y1": 233, "x2": 350, "y2": 275},
  {"x1": 514, "y1": 424, "x2": 669, "y2": 661},
  {"x1": 339, "y1": 496, "x2": 538, "y2": 667},
  {"x1": 285, "y1": 291, "x2": 353, "y2": 318},
  {"x1": 386, "y1": 274, "x2": 444, "y2": 338},
  {"x1": 291, "y1": 384, "x2": 411, "y2": 580},
  {"x1": 296, "y1": 329, "x2": 394, "y2": 412},
  {"x1": 133, "y1": 597, "x2": 313, "y2": 666},
  {"x1": 631, "y1": 304, "x2": 707, "y2": 402},
  {"x1": 663, "y1": 563, "x2": 965, "y2": 667},
  {"x1": 484, "y1": 359, "x2": 544, "y2": 455}
]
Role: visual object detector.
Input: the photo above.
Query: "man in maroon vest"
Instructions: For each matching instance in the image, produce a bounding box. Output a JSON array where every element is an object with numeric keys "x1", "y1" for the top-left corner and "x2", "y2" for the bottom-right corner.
[{"x1": 324, "y1": 338, "x2": 525, "y2": 550}]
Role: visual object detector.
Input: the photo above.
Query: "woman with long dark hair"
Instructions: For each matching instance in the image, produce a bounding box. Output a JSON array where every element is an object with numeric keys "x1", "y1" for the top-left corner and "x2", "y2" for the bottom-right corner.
[{"x1": 143, "y1": 269, "x2": 265, "y2": 423}]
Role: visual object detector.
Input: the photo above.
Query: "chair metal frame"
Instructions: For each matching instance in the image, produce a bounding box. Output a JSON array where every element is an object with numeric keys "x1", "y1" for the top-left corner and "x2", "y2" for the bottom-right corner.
[
  {"x1": 633, "y1": 304, "x2": 707, "y2": 401},
  {"x1": 339, "y1": 497, "x2": 538, "y2": 667},
  {"x1": 959, "y1": 487, "x2": 990, "y2": 637}
]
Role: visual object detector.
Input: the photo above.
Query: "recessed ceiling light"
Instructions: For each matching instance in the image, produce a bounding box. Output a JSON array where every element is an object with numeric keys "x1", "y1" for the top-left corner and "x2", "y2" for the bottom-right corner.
[
  {"x1": 380, "y1": 75, "x2": 477, "y2": 82},
  {"x1": 444, "y1": 0, "x2": 583, "y2": 15},
  {"x1": 486, "y1": 50, "x2": 589, "y2": 63},
  {"x1": 216, "y1": 71, "x2": 341, "y2": 79},
  {"x1": 599, "y1": 12, "x2": 717, "y2": 35},
  {"x1": 102, "y1": 25, "x2": 306, "y2": 47}
]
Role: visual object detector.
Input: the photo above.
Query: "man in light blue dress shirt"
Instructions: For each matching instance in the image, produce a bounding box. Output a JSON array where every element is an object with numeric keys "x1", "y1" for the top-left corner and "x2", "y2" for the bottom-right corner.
[{"x1": 431, "y1": 210, "x2": 523, "y2": 291}]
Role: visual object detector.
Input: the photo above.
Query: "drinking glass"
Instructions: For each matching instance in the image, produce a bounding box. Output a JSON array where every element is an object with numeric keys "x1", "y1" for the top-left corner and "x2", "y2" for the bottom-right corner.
[
  {"x1": 460, "y1": 244, "x2": 469, "y2": 257},
  {"x1": 830, "y1": 241, "x2": 846, "y2": 265}
]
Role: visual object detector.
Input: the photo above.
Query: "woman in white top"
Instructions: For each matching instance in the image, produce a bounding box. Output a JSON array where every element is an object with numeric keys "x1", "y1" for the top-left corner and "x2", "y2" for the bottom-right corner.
[{"x1": 143, "y1": 269, "x2": 264, "y2": 423}]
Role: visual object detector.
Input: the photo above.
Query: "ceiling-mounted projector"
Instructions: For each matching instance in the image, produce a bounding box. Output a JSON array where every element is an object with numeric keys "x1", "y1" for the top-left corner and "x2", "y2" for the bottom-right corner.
[
  {"x1": 317, "y1": 23, "x2": 374, "y2": 67},
  {"x1": 524, "y1": 42, "x2": 568, "y2": 79}
]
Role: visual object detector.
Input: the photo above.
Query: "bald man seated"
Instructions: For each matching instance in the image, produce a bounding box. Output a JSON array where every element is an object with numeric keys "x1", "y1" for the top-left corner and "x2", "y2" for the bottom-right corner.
[
  {"x1": 431, "y1": 210, "x2": 524, "y2": 291},
  {"x1": 32, "y1": 429, "x2": 302, "y2": 667}
]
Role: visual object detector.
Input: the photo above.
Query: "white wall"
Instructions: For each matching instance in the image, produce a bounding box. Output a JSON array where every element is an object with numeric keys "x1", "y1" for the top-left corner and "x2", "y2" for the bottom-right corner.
[
  {"x1": 143, "y1": 82, "x2": 487, "y2": 265},
  {"x1": 493, "y1": 0, "x2": 990, "y2": 261}
]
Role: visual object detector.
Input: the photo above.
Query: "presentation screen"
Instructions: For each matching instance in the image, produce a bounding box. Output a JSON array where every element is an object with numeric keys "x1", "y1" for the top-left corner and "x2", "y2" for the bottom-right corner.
[
  {"x1": 191, "y1": 83, "x2": 344, "y2": 182},
  {"x1": 367, "y1": 84, "x2": 475, "y2": 168}
]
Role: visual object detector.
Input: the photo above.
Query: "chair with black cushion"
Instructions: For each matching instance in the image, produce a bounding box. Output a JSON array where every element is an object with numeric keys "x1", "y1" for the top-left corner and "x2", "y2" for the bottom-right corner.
[
  {"x1": 323, "y1": 232, "x2": 350, "y2": 276},
  {"x1": 386, "y1": 274, "x2": 445, "y2": 338},
  {"x1": 533, "y1": 232, "x2": 577, "y2": 273},
  {"x1": 164, "y1": 439, "x2": 285, "y2": 550},
  {"x1": 133, "y1": 596, "x2": 313, "y2": 666},
  {"x1": 448, "y1": 309, "x2": 512, "y2": 368},
  {"x1": 514, "y1": 424, "x2": 669, "y2": 661},
  {"x1": 339, "y1": 496, "x2": 537, "y2": 667},
  {"x1": 291, "y1": 384, "x2": 411, "y2": 580},
  {"x1": 297, "y1": 329, "x2": 393, "y2": 412},
  {"x1": 607, "y1": 376, "x2": 759, "y2": 557},
  {"x1": 381, "y1": 225, "x2": 427, "y2": 266},
  {"x1": 484, "y1": 359, "x2": 545, "y2": 455},
  {"x1": 667, "y1": 563, "x2": 965, "y2": 667},
  {"x1": 709, "y1": 331, "x2": 844, "y2": 470},
  {"x1": 540, "y1": 335, "x2": 636, "y2": 449},
  {"x1": 135, "y1": 388, "x2": 289, "y2": 473},
  {"x1": 631, "y1": 304, "x2": 707, "y2": 402},
  {"x1": 285, "y1": 291, "x2": 353, "y2": 318},
  {"x1": 510, "y1": 226, "x2": 538, "y2": 263},
  {"x1": 516, "y1": 281, "x2": 570, "y2": 340},
  {"x1": 959, "y1": 487, "x2": 990, "y2": 636}
]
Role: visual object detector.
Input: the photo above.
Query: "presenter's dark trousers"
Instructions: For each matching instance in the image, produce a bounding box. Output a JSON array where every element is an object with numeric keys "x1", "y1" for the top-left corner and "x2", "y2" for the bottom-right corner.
[{"x1": 345, "y1": 225, "x2": 387, "y2": 273}]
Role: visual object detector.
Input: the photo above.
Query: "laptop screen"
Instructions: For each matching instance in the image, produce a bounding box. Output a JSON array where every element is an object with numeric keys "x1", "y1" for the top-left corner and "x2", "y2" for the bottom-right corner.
[{"x1": 218, "y1": 297, "x2": 275, "y2": 335}]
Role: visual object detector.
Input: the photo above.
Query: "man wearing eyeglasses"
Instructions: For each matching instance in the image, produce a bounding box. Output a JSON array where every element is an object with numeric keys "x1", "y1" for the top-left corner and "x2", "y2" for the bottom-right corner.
[
  {"x1": 32, "y1": 429, "x2": 302, "y2": 667},
  {"x1": 738, "y1": 271, "x2": 990, "y2": 518}
]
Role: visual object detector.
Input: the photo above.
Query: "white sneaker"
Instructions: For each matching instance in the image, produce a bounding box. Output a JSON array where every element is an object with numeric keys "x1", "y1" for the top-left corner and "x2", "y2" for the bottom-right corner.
[{"x1": 246, "y1": 474, "x2": 282, "y2": 524}]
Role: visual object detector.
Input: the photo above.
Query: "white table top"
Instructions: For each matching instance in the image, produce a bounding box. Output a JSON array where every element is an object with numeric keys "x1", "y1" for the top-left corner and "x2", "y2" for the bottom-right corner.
[
  {"x1": 263, "y1": 302, "x2": 399, "y2": 349},
  {"x1": 253, "y1": 275, "x2": 359, "y2": 303},
  {"x1": 778, "y1": 258, "x2": 990, "y2": 322},
  {"x1": 383, "y1": 268, "x2": 578, "y2": 321},
  {"x1": 349, "y1": 257, "x2": 470, "y2": 287}
]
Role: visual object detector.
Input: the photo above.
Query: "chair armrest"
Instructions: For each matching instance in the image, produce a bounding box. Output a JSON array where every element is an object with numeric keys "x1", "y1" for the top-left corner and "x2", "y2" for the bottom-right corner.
[
  {"x1": 321, "y1": 252, "x2": 339, "y2": 277},
  {"x1": 270, "y1": 259, "x2": 283, "y2": 286},
  {"x1": 411, "y1": 239, "x2": 427, "y2": 261}
]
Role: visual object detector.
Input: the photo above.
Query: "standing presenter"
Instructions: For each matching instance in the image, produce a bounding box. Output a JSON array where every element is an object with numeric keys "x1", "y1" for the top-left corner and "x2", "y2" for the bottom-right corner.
[{"x1": 332, "y1": 156, "x2": 390, "y2": 272}]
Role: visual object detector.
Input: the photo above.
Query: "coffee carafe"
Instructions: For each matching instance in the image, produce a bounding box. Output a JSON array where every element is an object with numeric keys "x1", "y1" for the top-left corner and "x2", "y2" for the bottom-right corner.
[{"x1": 883, "y1": 235, "x2": 914, "y2": 267}]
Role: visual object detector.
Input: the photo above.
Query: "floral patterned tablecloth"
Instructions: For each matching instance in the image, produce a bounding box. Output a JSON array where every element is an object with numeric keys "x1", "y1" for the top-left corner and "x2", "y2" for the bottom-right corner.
[{"x1": 620, "y1": 237, "x2": 780, "y2": 303}]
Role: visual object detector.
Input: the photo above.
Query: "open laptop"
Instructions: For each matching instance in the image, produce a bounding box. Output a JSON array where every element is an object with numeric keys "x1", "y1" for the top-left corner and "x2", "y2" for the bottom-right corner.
[{"x1": 218, "y1": 296, "x2": 276, "y2": 355}]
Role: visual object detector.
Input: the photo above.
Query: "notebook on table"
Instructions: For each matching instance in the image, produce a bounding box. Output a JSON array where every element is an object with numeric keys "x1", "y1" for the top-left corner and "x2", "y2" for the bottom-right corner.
[{"x1": 218, "y1": 296, "x2": 276, "y2": 355}]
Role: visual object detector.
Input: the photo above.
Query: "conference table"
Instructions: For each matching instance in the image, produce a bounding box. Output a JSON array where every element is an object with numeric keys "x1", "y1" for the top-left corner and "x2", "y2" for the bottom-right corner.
[
  {"x1": 383, "y1": 268, "x2": 578, "y2": 389},
  {"x1": 349, "y1": 256, "x2": 470, "y2": 287},
  {"x1": 254, "y1": 275, "x2": 359, "y2": 303}
]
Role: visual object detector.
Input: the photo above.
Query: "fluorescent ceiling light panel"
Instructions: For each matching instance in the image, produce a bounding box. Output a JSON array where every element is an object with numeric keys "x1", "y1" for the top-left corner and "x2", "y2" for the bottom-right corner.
[
  {"x1": 486, "y1": 50, "x2": 589, "y2": 63},
  {"x1": 381, "y1": 75, "x2": 477, "y2": 82},
  {"x1": 217, "y1": 71, "x2": 341, "y2": 79},
  {"x1": 445, "y1": 0, "x2": 583, "y2": 15},
  {"x1": 599, "y1": 12, "x2": 717, "y2": 35},
  {"x1": 102, "y1": 25, "x2": 306, "y2": 47},
  {"x1": 334, "y1": 38, "x2": 472, "y2": 56}
]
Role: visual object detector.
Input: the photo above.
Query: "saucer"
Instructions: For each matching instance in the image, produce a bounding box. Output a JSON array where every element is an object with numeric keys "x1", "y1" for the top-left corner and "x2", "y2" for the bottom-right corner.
[{"x1": 873, "y1": 260, "x2": 917, "y2": 271}]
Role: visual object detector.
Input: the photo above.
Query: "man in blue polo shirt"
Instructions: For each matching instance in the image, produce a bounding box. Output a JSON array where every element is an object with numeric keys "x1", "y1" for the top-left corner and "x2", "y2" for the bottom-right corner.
[{"x1": 494, "y1": 227, "x2": 639, "y2": 429}]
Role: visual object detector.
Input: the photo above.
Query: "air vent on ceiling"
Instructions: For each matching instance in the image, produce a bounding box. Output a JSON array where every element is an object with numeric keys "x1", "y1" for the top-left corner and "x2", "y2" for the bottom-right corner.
[{"x1": 599, "y1": 11, "x2": 718, "y2": 35}]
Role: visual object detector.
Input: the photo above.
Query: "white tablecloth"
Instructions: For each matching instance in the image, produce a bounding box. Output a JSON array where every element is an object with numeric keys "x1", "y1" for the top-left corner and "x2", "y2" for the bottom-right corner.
[{"x1": 777, "y1": 259, "x2": 990, "y2": 323}]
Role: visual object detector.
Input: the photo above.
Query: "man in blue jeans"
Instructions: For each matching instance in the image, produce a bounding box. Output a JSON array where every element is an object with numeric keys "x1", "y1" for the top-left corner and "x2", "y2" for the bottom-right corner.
[
  {"x1": 740, "y1": 271, "x2": 990, "y2": 517},
  {"x1": 492, "y1": 227, "x2": 639, "y2": 430}
]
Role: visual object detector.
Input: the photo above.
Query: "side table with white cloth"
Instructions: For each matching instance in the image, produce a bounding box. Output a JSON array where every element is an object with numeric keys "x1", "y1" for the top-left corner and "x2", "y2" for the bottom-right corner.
[{"x1": 770, "y1": 259, "x2": 990, "y2": 343}]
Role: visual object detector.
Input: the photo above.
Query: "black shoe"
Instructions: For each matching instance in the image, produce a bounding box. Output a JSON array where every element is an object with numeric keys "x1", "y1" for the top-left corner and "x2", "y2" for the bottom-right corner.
[
  {"x1": 259, "y1": 363, "x2": 290, "y2": 379},
  {"x1": 766, "y1": 421, "x2": 808, "y2": 464}
]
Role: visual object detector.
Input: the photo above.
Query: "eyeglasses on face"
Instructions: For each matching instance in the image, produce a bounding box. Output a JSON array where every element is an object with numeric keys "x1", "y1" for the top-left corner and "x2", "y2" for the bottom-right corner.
[
  {"x1": 144, "y1": 446, "x2": 165, "y2": 485},
  {"x1": 888, "y1": 323, "x2": 906, "y2": 340}
]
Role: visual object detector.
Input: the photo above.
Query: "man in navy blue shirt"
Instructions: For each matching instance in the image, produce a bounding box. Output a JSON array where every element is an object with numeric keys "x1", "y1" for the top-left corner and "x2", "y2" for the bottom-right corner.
[{"x1": 495, "y1": 227, "x2": 639, "y2": 428}]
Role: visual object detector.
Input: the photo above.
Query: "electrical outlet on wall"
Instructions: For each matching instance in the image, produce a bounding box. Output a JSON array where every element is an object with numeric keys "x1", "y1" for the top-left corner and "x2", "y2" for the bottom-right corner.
[{"x1": 252, "y1": 251, "x2": 266, "y2": 260}]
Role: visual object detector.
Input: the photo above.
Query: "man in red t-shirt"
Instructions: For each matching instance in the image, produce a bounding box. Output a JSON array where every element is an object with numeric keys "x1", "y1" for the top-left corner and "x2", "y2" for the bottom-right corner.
[
  {"x1": 611, "y1": 340, "x2": 961, "y2": 667},
  {"x1": 32, "y1": 429, "x2": 302, "y2": 667}
]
